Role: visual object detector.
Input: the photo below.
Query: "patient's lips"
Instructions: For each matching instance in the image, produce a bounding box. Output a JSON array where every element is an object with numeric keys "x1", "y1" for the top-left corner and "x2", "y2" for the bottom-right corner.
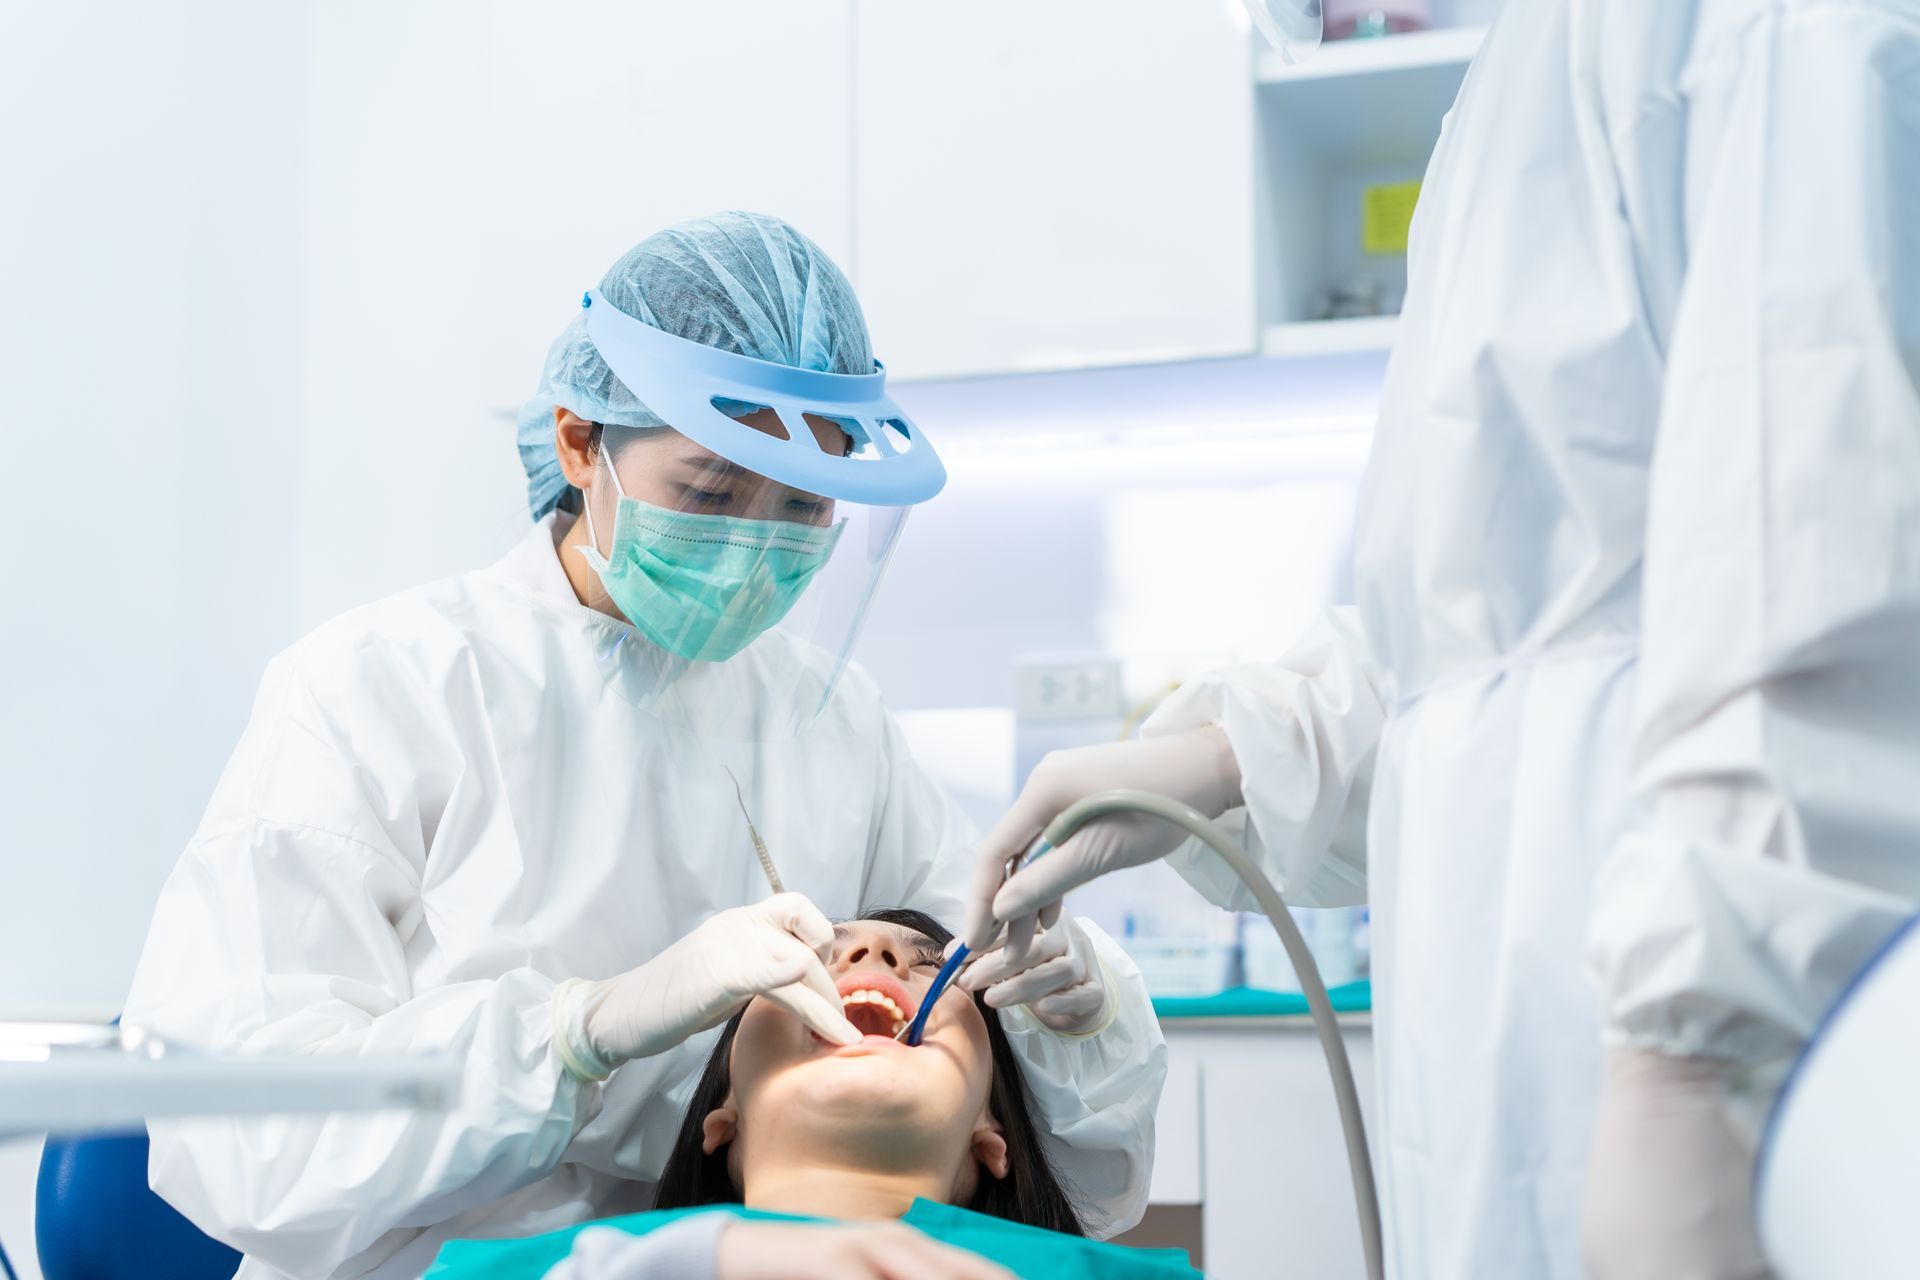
[{"x1": 834, "y1": 970, "x2": 918, "y2": 1040}]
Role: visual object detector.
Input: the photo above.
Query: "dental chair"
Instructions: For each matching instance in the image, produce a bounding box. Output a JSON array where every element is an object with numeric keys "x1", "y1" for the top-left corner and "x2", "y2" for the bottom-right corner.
[{"x1": 35, "y1": 1130, "x2": 240, "y2": 1280}]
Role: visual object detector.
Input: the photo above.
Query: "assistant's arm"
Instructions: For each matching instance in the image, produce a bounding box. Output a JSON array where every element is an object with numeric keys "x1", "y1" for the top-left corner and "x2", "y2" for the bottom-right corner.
[{"x1": 1144, "y1": 605, "x2": 1388, "y2": 911}]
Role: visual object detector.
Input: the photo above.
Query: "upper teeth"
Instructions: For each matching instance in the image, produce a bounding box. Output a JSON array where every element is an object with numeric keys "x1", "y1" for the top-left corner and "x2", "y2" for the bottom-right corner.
[{"x1": 843, "y1": 989, "x2": 906, "y2": 1022}]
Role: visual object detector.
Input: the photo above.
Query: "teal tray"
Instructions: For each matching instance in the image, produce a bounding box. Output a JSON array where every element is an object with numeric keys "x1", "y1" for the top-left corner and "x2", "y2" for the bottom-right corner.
[{"x1": 1152, "y1": 979, "x2": 1371, "y2": 1020}]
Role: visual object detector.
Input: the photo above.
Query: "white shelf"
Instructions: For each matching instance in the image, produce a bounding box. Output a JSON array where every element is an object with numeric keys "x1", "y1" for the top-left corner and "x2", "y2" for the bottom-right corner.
[
  {"x1": 1256, "y1": 28, "x2": 1481, "y2": 165},
  {"x1": 1254, "y1": 25, "x2": 1484, "y2": 337},
  {"x1": 1261, "y1": 316, "x2": 1399, "y2": 358},
  {"x1": 1256, "y1": 24, "x2": 1485, "y2": 85}
]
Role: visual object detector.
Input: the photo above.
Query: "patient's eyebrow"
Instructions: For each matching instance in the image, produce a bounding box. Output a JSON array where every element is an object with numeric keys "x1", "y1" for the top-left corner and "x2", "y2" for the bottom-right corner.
[{"x1": 830, "y1": 923, "x2": 941, "y2": 953}]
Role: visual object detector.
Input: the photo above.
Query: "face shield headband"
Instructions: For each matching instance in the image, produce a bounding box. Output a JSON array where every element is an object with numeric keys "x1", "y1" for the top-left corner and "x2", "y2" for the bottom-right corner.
[{"x1": 580, "y1": 289, "x2": 945, "y2": 506}]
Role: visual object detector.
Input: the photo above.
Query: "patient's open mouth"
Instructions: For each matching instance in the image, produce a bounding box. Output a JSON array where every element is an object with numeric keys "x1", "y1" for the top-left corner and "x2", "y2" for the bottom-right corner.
[{"x1": 835, "y1": 971, "x2": 918, "y2": 1039}]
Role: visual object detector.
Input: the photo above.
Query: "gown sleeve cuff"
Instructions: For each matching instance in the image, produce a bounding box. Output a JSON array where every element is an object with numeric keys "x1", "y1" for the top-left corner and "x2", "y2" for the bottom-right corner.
[
  {"x1": 1009, "y1": 948, "x2": 1123, "y2": 1041},
  {"x1": 1587, "y1": 831, "x2": 1916, "y2": 1064},
  {"x1": 1140, "y1": 609, "x2": 1383, "y2": 911}
]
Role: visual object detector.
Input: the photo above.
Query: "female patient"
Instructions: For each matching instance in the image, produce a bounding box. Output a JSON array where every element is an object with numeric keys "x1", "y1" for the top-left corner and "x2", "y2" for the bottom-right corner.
[{"x1": 427, "y1": 910, "x2": 1192, "y2": 1280}]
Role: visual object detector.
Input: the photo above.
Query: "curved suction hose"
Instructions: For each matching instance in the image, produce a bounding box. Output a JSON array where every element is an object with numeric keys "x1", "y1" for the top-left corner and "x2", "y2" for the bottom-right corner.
[{"x1": 1040, "y1": 788, "x2": 1385, "y2": 1280}]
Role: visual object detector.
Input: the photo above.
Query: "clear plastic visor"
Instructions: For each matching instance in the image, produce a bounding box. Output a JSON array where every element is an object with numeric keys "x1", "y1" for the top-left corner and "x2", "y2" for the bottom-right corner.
[{"x1": 570, "y1": 416, "x2": 908, "y2": 743}]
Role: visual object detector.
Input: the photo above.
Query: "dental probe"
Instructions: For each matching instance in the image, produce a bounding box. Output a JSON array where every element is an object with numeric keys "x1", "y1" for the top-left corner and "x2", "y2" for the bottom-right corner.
[
  {"x1": 896, "y1": 834, "x2": 1056, "y2": 1046},
  {"x1": 723, "y1": 767, "x2": 783, "y2": 894}
]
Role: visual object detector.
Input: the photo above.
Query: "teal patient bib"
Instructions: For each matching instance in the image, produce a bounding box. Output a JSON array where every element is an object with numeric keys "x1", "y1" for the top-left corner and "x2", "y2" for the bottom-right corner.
[{"x1": 427, "y1": 1198, "x2": 1200, "y2": 1280}]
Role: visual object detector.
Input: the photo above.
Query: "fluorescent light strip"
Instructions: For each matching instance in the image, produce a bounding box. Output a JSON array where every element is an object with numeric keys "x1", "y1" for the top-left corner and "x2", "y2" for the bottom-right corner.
[{"x1": 939, "y1": 411, "x2": 1377, "y2": 461}]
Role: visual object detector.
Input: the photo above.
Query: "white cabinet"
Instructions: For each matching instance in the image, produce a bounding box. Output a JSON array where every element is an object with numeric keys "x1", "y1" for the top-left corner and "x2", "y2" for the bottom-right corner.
[
  {"x1": 850, "y1": 0, "x2": 1257, "y2": 381},
  {"x1": 1154, "y1": 1021, "x2": 1378, "y2": 1279},
  {"x1": 1150, "y1": 1053, "x2": 1205, "y2": 1206},
  {"x1": 460, "y1": 1, "x2": 858, "y2": 411}
]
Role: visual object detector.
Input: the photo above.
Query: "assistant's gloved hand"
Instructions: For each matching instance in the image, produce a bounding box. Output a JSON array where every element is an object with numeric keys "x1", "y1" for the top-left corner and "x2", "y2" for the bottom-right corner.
[
  {"x1": 955, "y1": 908, "x2": 1112, "y2": 1036},
  {"x1": 1582, "y1": 1048, "x2": 1772, "y2": 1280},
  {"x1": 552, "y1": 893, "x2": 861, "y2": 1080},
  {"x1": 960, "y1": 726, "x2": 1242, "y2": 953}
]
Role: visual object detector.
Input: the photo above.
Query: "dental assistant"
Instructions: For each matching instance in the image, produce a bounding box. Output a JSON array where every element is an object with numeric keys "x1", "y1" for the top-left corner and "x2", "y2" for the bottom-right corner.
[
  {"x1": 124, "y1": 213, "x2": 1164, "y2": 1279},
  {"x1": 966, "y1": 3, "x2": 1920, "y2": 1276}
]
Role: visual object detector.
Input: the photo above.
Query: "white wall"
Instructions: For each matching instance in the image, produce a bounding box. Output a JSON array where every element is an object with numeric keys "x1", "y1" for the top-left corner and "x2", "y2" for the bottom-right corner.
[
  {"x1": 291, "y1": 0, "x2": 856, "y2": 630},
  {"x1": 0, "y1": 0, "x2": 311, "y2": 1021},
  {"x1": 0, "y1": 1141, "x2": 39, "y2": 1280},
  {"x1": 0, "y1": 3, "x2": 312, "y2": 1270}
]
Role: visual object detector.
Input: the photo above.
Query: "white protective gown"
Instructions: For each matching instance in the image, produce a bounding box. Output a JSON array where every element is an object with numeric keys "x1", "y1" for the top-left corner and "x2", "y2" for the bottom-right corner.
[
  {"x1": 1149, "y1": 2, "x2": 1920, "y2": 1275},
  {"x1": 124, "y1": 514, "x2": 1164, "y2": 1279}
]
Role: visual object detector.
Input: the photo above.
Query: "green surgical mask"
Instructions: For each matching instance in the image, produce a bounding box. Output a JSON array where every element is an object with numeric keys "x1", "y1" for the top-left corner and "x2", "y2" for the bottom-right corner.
[{"x1": 579, "y1": 458, "x2": 844, "y2": 663}]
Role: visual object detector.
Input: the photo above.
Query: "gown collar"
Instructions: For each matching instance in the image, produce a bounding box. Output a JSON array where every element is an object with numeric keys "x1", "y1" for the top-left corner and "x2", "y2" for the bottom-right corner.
[{"x1": 492, "y1": 511, "x2": 588, "y2": 608}]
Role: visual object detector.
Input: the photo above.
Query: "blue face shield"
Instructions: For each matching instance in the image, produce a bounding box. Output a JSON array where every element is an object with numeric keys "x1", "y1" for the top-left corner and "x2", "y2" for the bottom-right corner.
[{"x1": 568, "y1": 289, "x2": 944, "y2": 742}]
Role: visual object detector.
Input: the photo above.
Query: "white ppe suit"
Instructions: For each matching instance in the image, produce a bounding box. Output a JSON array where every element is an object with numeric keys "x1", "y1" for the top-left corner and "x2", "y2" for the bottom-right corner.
[
  {"x1": 1149, "y1": 1, "x2": 1920, "y2": 1274},
  {"x1": 124, "y1": 515, "x2": 1164, "y2": 1279}
]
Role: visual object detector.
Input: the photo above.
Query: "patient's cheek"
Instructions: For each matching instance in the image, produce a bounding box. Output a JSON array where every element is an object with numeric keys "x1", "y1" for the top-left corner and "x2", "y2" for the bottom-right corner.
[
  {"x1": 727, "y1": 1001, "x2": 796, "y2": 1105},
  {"x1": 935, "y1": 1006, "x2": 996, "y2": 1098}
]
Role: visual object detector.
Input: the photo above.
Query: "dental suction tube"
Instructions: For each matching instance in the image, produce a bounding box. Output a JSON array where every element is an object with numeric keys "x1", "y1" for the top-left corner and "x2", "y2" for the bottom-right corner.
[{"x1": 1039, "y1": 789, "x2": 1385, "y2": 1280}]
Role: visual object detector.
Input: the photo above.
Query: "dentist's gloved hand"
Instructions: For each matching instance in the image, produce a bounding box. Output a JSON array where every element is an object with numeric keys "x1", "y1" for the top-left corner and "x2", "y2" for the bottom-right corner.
[
  {"x1": 961, "y1": 726, "x2": 1243, "y2": 954},
  {"x1": 1581, "y1": 1048, "x2": 1770, "y2": 1280},
  {"x1": 955, "y1": 907, "x2": 1112, "y2": 1035},
  {"x1": 552, "y1": 893, "x2": 861, "y2": 1080}
]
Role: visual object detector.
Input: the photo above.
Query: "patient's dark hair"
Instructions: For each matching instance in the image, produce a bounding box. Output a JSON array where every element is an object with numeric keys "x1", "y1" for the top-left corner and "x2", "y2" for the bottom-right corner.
[{"x1": 652, "y1": 907, "x2": 1087, "y2": 1236}]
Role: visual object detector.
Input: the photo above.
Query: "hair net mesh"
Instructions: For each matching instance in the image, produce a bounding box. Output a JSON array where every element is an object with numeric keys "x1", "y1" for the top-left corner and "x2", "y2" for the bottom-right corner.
[{"x1": 516, "y1": 211, "x2": 875, "y2": 519}]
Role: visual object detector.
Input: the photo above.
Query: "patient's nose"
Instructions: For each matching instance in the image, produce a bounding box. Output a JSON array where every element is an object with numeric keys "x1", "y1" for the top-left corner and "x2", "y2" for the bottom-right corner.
[{"x1": 836, "y1": 924, "x2": 908, "y2": 978}]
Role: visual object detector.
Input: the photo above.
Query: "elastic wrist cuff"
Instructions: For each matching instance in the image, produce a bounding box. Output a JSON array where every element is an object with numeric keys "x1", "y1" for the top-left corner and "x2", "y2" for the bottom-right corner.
[
  {"x1": 1039, "y1": 951, "x2": 1123, "y2": 1041},
  {"x1": 550, "y1": 977, "x2": 617, "y2": 1081}
]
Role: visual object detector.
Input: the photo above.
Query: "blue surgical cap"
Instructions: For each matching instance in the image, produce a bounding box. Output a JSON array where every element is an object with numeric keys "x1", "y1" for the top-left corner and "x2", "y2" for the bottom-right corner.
[{"x1": 516, "y1": 211, "x2": 875, "y2": 520}]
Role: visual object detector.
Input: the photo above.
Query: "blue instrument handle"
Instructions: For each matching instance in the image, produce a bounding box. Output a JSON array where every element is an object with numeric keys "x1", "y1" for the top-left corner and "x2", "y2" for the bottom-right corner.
[
  {"x1": 901, "y1": 944, "x2": 969, "y2": 1046},
  {"x1": 901, "y1": 832, "x2": 1058, "y2": 1046}
]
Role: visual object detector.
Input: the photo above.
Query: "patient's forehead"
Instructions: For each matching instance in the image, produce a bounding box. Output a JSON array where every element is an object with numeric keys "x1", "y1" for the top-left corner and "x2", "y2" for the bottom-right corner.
[{"x1": 830, "y1": 921, "x2": 940, "y2": 954}]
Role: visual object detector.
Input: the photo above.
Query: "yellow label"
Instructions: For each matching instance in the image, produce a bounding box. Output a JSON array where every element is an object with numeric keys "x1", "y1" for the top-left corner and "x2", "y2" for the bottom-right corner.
[{"x1": 1362, "y1": 181, "x2": 1422, "y2": 255}]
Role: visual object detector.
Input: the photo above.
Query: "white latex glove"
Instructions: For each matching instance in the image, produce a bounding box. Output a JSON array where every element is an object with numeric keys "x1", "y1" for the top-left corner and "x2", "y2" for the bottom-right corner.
[
  {"x1": 954, "y1": 907, "x2": 1112, "y2": 1035},
  {"x1": 546, "y1": 1219, "x2": 1012, "y2": 1280},
  {"x1": 552, "y1": 893, "x2": 860, "y2": 1080},
  {"x1": 1582, "y1": 1049, "x2": 1772, "y2": 1280},
  {"x1": 717, "y1": 1222, "x2": 1014, "y2": 1280},
  {"x1": 960, "y1": 725, "x2": 1242, "y2": 953}
]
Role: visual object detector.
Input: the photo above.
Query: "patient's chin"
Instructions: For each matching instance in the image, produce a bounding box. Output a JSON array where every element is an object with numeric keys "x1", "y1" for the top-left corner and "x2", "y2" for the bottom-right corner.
[{"x1": 762, "y1": 1055, "x2": 955, "y2": 1133}]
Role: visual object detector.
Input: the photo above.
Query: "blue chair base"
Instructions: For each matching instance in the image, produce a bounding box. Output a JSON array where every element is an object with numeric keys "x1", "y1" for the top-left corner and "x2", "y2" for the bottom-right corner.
[{"x1": 36, "y1": 1131, "x2": 241, "y2": 1280}]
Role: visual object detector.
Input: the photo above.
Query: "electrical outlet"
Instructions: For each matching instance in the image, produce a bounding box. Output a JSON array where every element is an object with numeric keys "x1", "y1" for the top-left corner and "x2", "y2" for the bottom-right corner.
[{"x1": 1016, "y1": 656, "x2": 1124, "y2": 721}]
